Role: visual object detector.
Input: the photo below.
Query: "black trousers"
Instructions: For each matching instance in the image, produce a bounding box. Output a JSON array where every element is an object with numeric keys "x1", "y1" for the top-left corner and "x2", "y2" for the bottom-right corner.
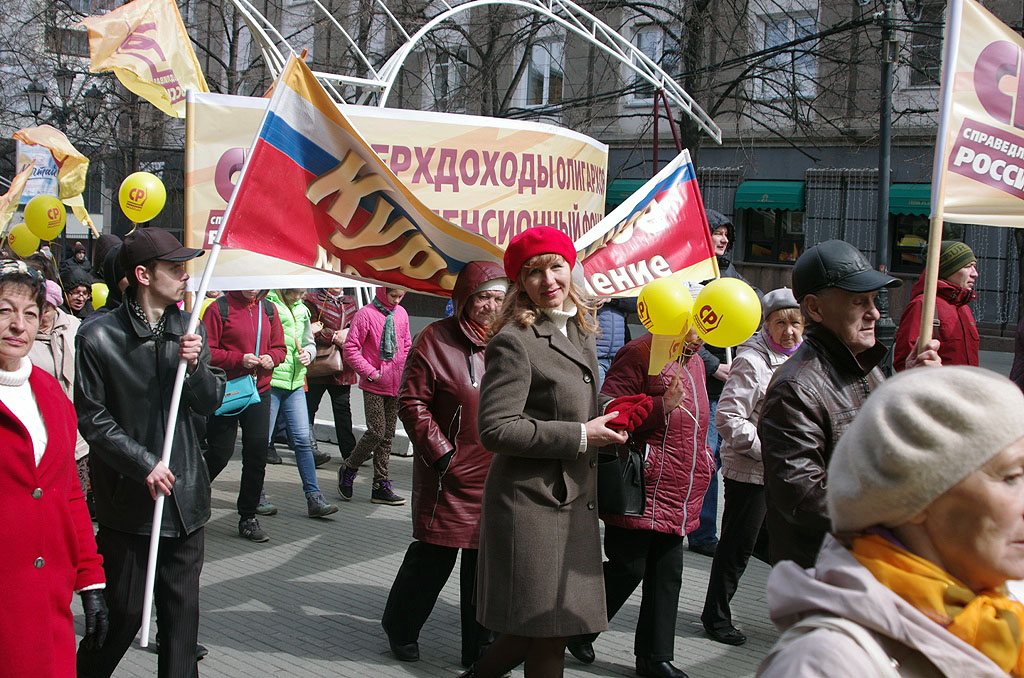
[
  {"x1": 591, "y1": 524, "x2": 685, "y2": 661},
  {"x1": 381, "y1": 541, "x2": 491, "y2": 663},
  {"x1": 77, "y1": 526, "x2": 204, "y2": 678},
  {"x1": 306, "y1": 381, "x2": 356, "y2": 457},
  {"x1": 701, "y1": 478, "x2": 769, "y2": 631},
  {"x1": 204, "y1": 391, "x2": 270, "y2": 519}
]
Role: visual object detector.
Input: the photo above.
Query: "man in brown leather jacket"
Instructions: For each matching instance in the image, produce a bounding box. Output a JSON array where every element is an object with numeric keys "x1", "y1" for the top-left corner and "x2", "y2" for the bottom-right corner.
[{"x1": 758, "y1": 240, "x2": 939, "y2": 568}]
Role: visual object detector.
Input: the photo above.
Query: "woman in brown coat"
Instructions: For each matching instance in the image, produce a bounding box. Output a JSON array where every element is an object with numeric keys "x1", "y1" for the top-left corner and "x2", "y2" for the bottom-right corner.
[
  {"x1": 465, "y1": 227, "x2": 636, "y2": 678},
  {"x1": 383, "y1": 261, "x2": 508, "y2": 667}
]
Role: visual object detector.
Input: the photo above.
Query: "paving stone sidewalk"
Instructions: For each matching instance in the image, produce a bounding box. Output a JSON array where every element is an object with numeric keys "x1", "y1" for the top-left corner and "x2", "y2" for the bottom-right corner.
[{"x1": 74, "y1": 436, "x2": 777, "y2": 678}]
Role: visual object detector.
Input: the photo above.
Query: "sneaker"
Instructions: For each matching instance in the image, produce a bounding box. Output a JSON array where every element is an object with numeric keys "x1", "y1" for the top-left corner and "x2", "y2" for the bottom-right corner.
[
  {"x1": 371, "y1": 479, "x2": 406, "y2": 505},
  {"x1": 338, "y1": 466, "x2": 357, "y2": 501},
  {"x1": 306, "y1": 491, "x2": 339, "y2": 517},
  {"x1": 238, "y1": 517, "x2": 269, "y2": 542},
  {"x1": 265, "y1": 443, "x2": 283, "y2": 465},
  {"x1": 256, "y1": 489, "x2": 277, "y2": 516}
]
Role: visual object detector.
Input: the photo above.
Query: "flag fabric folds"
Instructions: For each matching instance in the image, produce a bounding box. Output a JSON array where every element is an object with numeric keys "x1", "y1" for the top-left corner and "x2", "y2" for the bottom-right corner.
[
  {"x1": 13, "y1": 126, "x2": 98, "y2": 236},
  {"x1": 218, "y1": 54, "x2": 503, "y2": 295},
  {"x1": 0, "y1": 161, "x2": 35, "y2": 234},
  {"x1": 13, "y1": 126, "x2": 89, "y2": 201},
  {"x1": 577, "y1": 150, "x2": 719, "y2": 296},
  {"x1": 79, "y1": 0, "x2": 209, "y2": 118},
  {"x1": 932, "y1": 0, "x2": 1024, "y2": 228}
]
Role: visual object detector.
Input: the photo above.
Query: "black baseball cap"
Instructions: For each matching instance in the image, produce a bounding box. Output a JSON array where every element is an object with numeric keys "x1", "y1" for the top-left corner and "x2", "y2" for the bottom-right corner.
[
  {"x1": 792, "y1": 240, "x2": 900, "y2": 301},
  {"x1": 119, "y1": 227, "x2": 204, "y2": 272}
]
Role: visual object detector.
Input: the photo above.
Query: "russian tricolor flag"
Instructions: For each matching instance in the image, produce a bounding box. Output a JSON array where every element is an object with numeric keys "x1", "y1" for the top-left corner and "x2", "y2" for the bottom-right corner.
[{"x1": 219, "y1": 54, "x2": 502, "y2": 295}]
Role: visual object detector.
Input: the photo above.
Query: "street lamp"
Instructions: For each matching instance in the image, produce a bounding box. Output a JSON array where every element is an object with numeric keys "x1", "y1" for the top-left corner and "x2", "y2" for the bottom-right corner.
[
  {"x1": 83, "y1": 85, "x2": 104, "y2": 118},
  {"x1": 55, "y1": 67, "x2": 76, "y2": 100},
  {"x1": 24, "y1": 80, "x2": 46, "y2": 117}
]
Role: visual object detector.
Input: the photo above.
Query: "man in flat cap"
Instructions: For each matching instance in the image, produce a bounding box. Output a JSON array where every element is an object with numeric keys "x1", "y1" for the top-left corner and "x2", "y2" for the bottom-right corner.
[{"x1": 758, "y1": 240, "x2": 939, "y2": 568}]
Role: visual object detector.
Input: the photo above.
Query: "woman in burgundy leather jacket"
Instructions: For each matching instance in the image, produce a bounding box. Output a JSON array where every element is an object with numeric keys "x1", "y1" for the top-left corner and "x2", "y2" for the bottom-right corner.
[
  {"x1": 382, "y1": 261, "x2": 508, "y2": 668},
  {"x1": 568, "y1": 327, "x2": 713, "y2": 678}
]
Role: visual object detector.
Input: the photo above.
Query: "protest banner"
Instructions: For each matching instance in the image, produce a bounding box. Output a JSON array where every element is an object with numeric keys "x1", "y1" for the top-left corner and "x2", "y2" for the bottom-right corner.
[{"x1": 185, "y1": 91, "x2": 608, "y2": 290}]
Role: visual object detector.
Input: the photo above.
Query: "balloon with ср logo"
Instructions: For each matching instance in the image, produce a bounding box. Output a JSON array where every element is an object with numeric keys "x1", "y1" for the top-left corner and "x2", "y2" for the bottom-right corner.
[
  {"x1": 690, "y1": 277, "x2": 761, "y2": 348},
  {"x1": 118, "y1": 172, "x2": 167, "y2": 223}
]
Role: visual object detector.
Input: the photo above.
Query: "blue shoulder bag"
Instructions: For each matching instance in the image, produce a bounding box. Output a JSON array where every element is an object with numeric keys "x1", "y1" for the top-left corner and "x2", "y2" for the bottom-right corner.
[{"x1": 214, "y1": 306, "x2": 263, "y2": 416}]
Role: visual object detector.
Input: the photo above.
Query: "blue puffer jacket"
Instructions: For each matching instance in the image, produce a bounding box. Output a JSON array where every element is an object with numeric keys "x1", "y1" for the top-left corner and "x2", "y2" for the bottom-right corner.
[{"x1": 596, "y1": 298, "x2": 636, "y2": 359}]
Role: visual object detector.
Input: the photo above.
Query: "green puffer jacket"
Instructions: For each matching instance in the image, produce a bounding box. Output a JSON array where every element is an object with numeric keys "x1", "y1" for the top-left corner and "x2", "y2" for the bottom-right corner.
[{"x1": 267, "y1": 290, "x2": 316, "y2": 391}]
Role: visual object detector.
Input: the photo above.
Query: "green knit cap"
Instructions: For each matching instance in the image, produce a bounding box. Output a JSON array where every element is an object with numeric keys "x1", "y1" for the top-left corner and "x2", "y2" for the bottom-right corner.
[{"x1": 938, "y1": 240, "x2": 976, "y2": 280}]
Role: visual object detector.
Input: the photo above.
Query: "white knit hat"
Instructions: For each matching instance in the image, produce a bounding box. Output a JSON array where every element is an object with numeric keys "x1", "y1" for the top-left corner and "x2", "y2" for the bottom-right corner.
[{"x1": 827, "y1": 366, "x2": 1024, "y2": 532}]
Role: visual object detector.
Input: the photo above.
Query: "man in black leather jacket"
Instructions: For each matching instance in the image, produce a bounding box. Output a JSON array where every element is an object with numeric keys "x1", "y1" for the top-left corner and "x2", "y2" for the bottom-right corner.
[
  {"x1": 75, "y1": 228, "x2": 224, "y2": 678},
  {"x1": 758, "y1": 240, "x2": 939, "y2": 569}
]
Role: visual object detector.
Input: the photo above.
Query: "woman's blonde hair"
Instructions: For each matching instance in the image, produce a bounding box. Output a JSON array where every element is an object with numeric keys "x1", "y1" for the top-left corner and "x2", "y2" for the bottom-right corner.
[{"x1": 488, "y1": 253, "x2": 597, "y2": 338}]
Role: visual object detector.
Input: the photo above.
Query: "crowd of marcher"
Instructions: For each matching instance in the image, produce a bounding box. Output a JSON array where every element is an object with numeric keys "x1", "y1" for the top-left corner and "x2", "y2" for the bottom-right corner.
[{"x1": 4, "y1": 215, "x2": 1024, "y2": 678}]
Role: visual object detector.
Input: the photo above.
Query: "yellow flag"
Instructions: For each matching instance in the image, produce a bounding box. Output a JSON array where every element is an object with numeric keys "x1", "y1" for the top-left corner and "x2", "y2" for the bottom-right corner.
[
  {"x1": 12, "y1": 126, "x2": 89, "y2": 201},
  {"x1": 0, "y1": 160, "x2": 35, "y2": 234},
  {"x1": 648, "y1": 334, "x2": 687, "y2": 376},
  {"x1": 63, "y1": 195, "x2": 99, "y2": 237},
  {"x1": 79, "y1": 0, "x2": 209, "y2": 118}
]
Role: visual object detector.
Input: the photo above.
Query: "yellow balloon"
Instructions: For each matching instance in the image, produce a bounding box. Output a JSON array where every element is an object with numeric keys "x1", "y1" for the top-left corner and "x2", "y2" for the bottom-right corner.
[
  {"x1": 692, "y1": 278, "x2": 761, "y2": 348},
  {"x1": 24, "y1": 194, "x2": 66, "y2": 240},
  {"x1": 637, "y1": 276, "x2": 693, "y2": 336},
  {"x1": 119, "y1": 172, "x2": 167, "y2": 223},
  {"x1": 8, "y1": 223, "x2": 40, "y2": 258},
  {"x1": 91, "y1": 282, "x2": 109, "y2": 310}
]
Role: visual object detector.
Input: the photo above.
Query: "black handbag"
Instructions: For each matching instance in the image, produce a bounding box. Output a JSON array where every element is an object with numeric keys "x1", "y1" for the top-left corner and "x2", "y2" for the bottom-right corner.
[{"x1": 597, "y1": 437, "x2": 646, "y2": 516}]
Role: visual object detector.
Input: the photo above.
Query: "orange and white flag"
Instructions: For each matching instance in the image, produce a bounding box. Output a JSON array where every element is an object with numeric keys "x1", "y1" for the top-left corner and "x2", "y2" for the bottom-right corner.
[
  {"x1": 79, "y1": 0, "x2": 209, "y2": 118},
  {"x1": 0, "y1": 160, "x2": 35, "y2": 233}
]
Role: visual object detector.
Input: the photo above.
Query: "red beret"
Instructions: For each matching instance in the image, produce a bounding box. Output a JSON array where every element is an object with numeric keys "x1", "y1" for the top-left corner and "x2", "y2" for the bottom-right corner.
[{"x1": 503, "y1": 227, "x2": 577, "y2": 282}]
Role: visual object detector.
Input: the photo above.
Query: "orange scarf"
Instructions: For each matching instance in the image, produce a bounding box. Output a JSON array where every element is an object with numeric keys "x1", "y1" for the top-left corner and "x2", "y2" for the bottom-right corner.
[{"x1": 850, "y1": 533, "x2": 1024, "y2": 675}]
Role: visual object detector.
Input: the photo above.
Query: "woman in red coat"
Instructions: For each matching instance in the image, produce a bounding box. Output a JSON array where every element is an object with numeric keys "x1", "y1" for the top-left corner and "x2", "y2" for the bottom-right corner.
[
  {"x1": 0, "y1": 259, "x2": 107, "y2": 676},
  {"x1": 383, "y1": 261, "x2": 508, "y2": 667},
  {"x1": 568, "y1": 326, "x2": 713, "y2": 678}
]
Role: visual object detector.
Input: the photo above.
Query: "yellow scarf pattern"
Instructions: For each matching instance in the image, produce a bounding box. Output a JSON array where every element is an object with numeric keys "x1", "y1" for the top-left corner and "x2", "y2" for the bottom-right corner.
[{"x1": 850, "y1": 533, "x2": 1024, "y2": 675}]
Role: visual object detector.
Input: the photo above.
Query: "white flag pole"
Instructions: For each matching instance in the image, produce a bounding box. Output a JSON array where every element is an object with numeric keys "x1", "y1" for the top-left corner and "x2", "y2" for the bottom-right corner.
[{"x1": 139, "y1": 74, "x2": 285, "y2": 645}]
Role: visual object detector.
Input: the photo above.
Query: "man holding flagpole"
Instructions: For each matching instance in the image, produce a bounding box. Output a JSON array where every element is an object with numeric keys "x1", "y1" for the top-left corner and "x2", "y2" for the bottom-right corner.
[{"x1": 75, "y1": 227, "x2": 223, "y2": 677}]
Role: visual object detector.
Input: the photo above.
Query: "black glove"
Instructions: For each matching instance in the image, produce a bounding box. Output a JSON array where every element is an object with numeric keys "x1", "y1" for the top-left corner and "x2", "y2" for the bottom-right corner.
[
  {"x1": 80, "y1": 589, "x2": 109, "y2": 651},
  {"x1": 434, "y1": 449, "x2": 455, "y2": 474}
]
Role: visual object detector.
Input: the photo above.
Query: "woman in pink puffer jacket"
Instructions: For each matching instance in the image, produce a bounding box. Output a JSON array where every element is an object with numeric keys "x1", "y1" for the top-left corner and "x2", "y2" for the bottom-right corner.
[{"x1": 339, "y1": 287, "x2": 412, "y2": 505}]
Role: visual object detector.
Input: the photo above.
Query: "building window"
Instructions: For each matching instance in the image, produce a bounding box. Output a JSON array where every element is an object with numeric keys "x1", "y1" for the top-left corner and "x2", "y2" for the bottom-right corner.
[
  {"x1": 890, "y1": 215, "x2": 964, "y2": 273},
  {"x1": 432, "y1": 48, "x2": 468, "y2": 112},
  {"x1": 45, "y1": 26, "x2": 90, "y2": 57},
  {"x1": 742, "y1": 208, "x2": 805, "y2": 263},
  {"x1": 629, "y1": 25, "x2": 680, "y2": 103},
  {"x1": 757, "y1": 14, "x2": 816, "y2": 100},
  {"x1": 908, "y1": 1, "x2": 943, "y2": 87},
  {"x1": 526, "y1": 40, "x2": 563, "y2": 107}
]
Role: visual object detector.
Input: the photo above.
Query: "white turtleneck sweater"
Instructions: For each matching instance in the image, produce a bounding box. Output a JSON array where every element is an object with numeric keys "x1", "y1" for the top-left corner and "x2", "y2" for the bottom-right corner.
[
  {"x1": 0, "y1": 357, "x2": 47, "y2": 465},
  {"x1": 541, "y1": 303, "x2": 589, "y2": 454}
]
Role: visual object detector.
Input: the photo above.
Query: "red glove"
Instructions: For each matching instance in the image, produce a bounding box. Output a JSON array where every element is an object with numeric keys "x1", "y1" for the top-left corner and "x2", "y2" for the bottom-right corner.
[{"x1": 605, "y1": 394, "x2": 653, "y2": 432}]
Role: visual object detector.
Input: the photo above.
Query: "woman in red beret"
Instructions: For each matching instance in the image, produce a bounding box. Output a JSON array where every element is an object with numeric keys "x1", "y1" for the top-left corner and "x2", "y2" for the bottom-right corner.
[{"x1": 464, "y1": 227, "x2": 649, "y2": 678}]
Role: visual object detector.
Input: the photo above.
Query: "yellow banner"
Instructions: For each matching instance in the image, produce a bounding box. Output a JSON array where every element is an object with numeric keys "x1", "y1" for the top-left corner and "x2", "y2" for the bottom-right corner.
[
  {"x1": 13, "y1": 125, "x2": 89, "y2": 200},
  {"x1": 79, "y1": 0, "x2": 209, "y2": 118},
  {"x1": 937, "y1": 0, "x2": 1024, "y2": 227},
  {"x1": 185, "y1": 92, "x2": 608, "y2": 290},
  {"x1": 0, "y1": 161, "x2": 35, "y2": 234}
]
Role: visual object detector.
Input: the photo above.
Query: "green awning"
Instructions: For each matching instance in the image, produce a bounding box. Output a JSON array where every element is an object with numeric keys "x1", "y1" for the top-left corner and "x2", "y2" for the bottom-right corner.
[
  {"x1": 889, "y1": 183, "x2": 931, "y2": 216},
  {"x1": 734, "y1": 181, "x2": 806, "y2": 211},
  {"x1": 606, "y1": 179, "x2": 648, "y2": 207}
]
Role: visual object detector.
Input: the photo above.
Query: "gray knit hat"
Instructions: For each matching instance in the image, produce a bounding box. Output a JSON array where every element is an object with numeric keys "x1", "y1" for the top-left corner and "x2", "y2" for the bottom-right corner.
[
  {"x1": 761, "y1": 287, "x2": 799, "y2": 321},
  {"x1": 827, "y1": 366, "x2": 1024, "y2": 533}
]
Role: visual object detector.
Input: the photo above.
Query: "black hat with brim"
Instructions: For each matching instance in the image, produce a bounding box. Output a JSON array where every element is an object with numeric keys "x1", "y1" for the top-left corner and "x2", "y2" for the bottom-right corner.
[
  {"x1": 792, "y1": 239, "x2": 901, "y2": 301},
  {"x1": 120, "y1": 227, "x2": 204, "y2": 273}
]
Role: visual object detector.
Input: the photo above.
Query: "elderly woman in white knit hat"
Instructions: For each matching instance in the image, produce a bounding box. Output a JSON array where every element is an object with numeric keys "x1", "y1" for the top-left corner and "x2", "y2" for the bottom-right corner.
[{"x1": 759, "y1": 366, "x2": 1024, "y2": 677}]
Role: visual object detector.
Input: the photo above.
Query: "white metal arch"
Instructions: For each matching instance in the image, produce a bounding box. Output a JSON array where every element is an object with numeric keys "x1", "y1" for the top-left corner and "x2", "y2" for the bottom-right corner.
[{"x1": 227, "y1": 0, "x2": 721, "y2": 143}]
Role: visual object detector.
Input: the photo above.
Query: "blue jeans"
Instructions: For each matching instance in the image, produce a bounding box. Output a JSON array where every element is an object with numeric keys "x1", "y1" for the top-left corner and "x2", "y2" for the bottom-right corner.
[
  {"x1": 689, "y1": 398, "x2": 722, "y2": 546},
  {"x1": 269, "y1": 386, "x2": 321, "y2": 495},
  {"x1": 597, "y1": 356, "x2": 613, "y2": 386}
]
